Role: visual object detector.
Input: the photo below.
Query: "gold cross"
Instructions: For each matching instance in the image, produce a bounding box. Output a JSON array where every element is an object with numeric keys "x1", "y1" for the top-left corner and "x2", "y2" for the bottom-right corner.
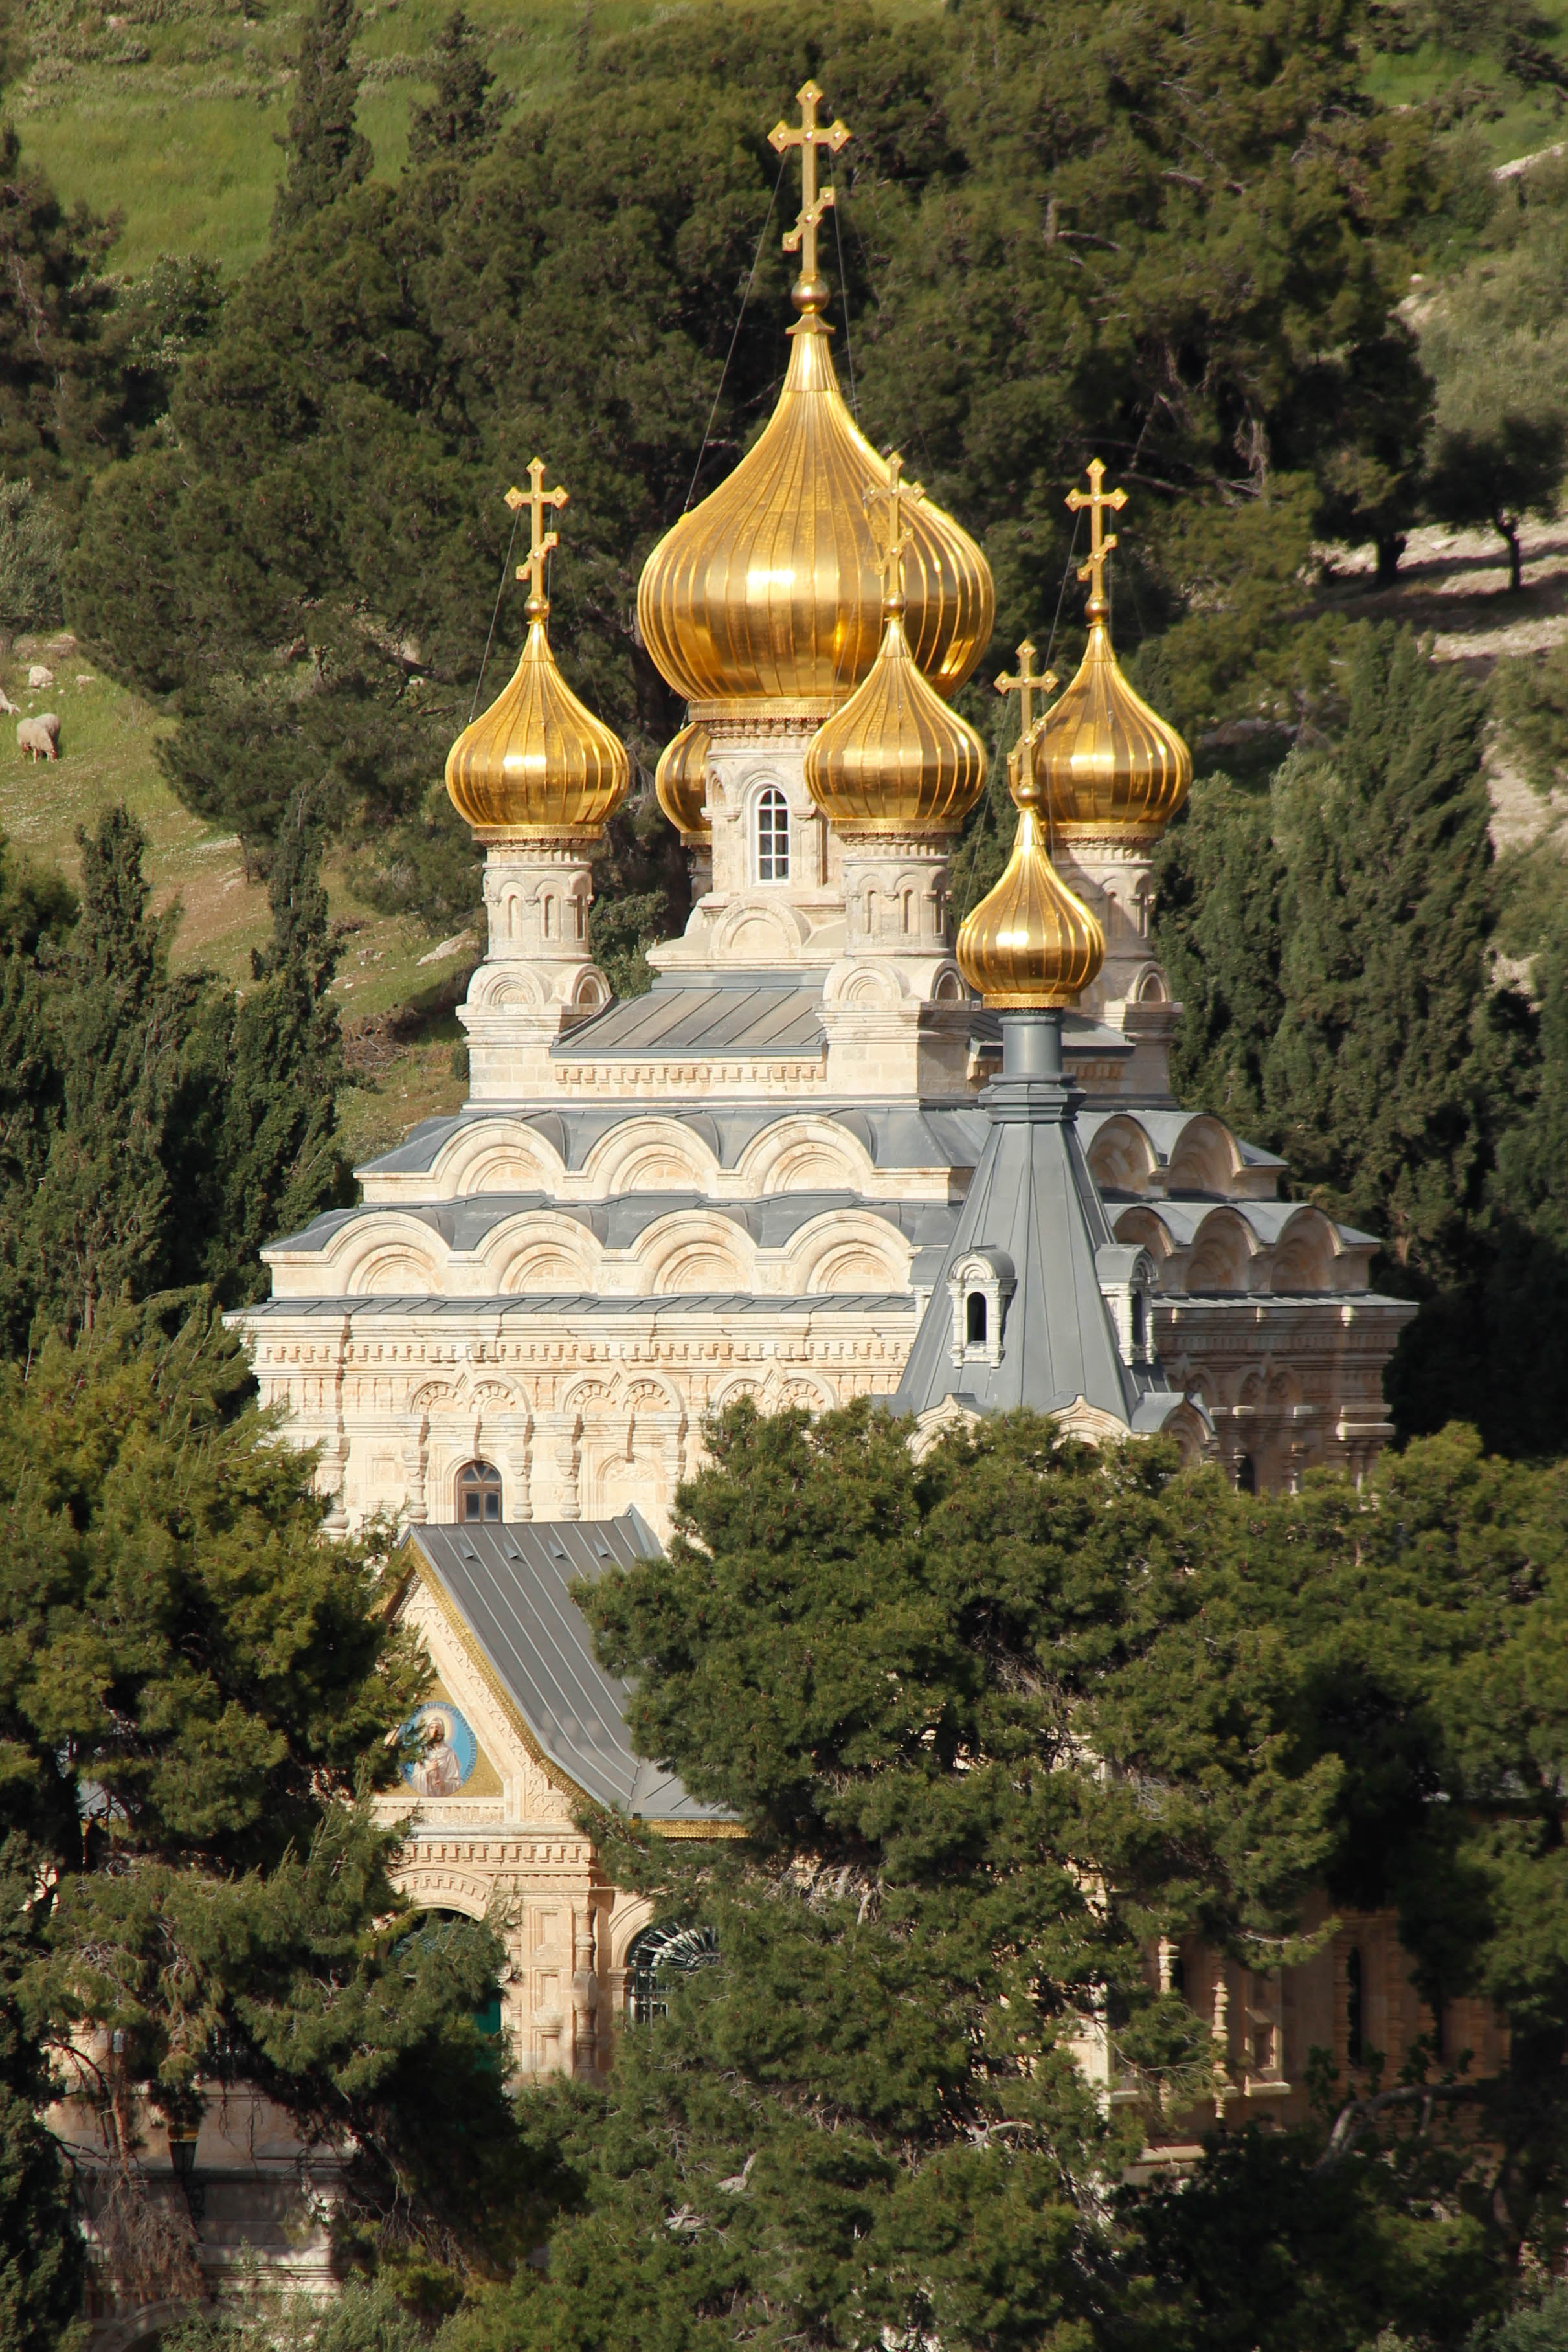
[
  {"x1": 863, "y1": 448, "x2": 924, "y2": 603},
  {"x1": 506, "y1": 458, "x2": 570, "y2": 611},
  {"x1": 769, "y1": 80, "x2": 851, "y2": 291},
  {"x1": 1066, "y1": 458, "x2": 1128, "y2": 605},
  {"x1": 994, "y1": 639, "x2": 1058, "y2": 739}
]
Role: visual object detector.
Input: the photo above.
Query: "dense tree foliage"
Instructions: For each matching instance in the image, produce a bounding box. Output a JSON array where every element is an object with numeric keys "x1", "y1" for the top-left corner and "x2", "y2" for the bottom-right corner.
[
  {"x1": 0, "y1": 1300, "x2": 546, "y2": 2307},
  {"x1": 0, "y1": 800, "x2": 348, "y2": 1350},
  {"x1": 401, "y1": 1400, "x2": 1568, "y2": 2352},
  {"x1": 273, "y1": 0, "x2": 373, "y2": 241},
  {"x1": 68, "y1": 0, "x2": 1462, "y2": 910},
  {"x1": 1152, "y1": 624, "x2": 1565, "y2": 1451}
]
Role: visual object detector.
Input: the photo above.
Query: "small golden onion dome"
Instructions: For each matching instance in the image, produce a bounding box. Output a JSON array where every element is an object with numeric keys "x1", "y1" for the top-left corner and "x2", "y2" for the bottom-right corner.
[
  {"x1": 445, "y1": 616, "x2": 630, "y2": 841},
  {"x1": 655, "y1": 720, "x2": 712, "y2": 846},
  {"x1": 636, "y1": 319, "x2": 994, "y2": 719},
  {"x1": 803, "y1": 601, "x2": 986, "y2": 836},
  {"x1": 956, "y1": 749, "x2": 1105, "y2": 1007}
]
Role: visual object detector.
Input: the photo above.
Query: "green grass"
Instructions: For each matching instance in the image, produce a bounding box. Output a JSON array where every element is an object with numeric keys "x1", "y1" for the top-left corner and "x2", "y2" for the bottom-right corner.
[{"x1": 14, "y1": 0, "x2": 662, "y2": 276}]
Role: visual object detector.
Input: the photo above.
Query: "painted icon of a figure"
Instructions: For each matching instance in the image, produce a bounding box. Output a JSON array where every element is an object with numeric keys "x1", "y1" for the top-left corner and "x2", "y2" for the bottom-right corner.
[{"x1": 411, "y1": 1712, "x2": 464, "y2": 1796}]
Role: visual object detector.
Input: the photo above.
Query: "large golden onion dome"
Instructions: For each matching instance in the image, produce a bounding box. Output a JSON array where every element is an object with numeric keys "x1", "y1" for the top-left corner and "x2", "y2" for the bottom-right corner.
[
  {"x1": 655, "y1": 720, "x2": 712, "y2": 846},
  {"x1": 803, "y1": 455, "x2": 987, "y2": 836},
  {"x1": 956, "y1": 748, "x2": 1105, "y2": 1008},
  {"x1": 636, "y1": 84, "x2": 994, "y2": 721},
  {"x1": 446, "y1": 463, "x2": 630, "y2": 841},
  {"x1": 1030, "y1": 461, "x2": 1191, "y2": 841}
]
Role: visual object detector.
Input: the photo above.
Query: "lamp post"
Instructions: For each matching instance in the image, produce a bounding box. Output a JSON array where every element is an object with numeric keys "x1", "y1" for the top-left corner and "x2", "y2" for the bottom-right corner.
[{"x1": 166, "y1": 2119, "x2": 205, "y2": 2232}]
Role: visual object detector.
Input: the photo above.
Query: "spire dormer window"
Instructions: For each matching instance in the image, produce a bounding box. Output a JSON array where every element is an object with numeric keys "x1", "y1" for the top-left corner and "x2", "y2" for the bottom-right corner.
[{"x1": 757, "y1": 787, "x2": 790, "y2": 882}]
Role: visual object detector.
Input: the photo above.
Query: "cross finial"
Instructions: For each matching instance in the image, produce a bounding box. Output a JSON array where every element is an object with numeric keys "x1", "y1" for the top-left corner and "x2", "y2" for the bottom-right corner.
[
  {"x1": 768, "y1": 80, "x2": 851, "y2": 308},
  {"x1": 863, "y1": 448, "x2": 925, "y2": 609},
  {"x1": 1066, "y1": 458, "x2": 1128, "y2": 609},
  {"x1": 506, "y1": 458, "x2": 570, "y2": 616},
  {"x1": 995, "y1": 639, "x2": 1058, "y2": 740}
]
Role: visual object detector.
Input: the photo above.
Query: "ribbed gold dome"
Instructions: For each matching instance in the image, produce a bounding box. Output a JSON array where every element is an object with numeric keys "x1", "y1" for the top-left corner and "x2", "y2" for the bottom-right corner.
[
  {"x1": 803, "y1": 568, "x2": 986, "y2": 836},
  {"x1": 956, "y1": 750, "x2": 1105, "y2": 1007},
  {"x1": 636, "y1": 318, "x2": 994, "y2": 719},
  {"x1": 1031, "y1": 462, "x2": 1191, "y2": 840},
  {"x1": 655, "y1": 720, "x2": 711, "y2": 846},
  {"x1": 446, "y1": 616, "x2": 630, "y2": 839}
]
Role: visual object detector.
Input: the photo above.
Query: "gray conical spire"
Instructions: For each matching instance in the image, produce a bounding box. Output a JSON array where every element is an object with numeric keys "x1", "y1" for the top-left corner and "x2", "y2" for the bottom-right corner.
[{"x1": 893, "y1": 1011, "x2": 1184, "y2": 1434}]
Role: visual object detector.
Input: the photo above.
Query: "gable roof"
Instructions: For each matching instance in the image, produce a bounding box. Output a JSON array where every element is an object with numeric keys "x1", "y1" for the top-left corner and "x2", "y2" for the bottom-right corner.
[{"x1": 400, "y1": 1512, "x2": 734, "y2": 1831}]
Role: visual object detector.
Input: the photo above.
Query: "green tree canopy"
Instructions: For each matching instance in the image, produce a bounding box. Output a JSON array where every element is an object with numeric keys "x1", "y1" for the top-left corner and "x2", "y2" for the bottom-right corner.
[
  {"x1": 273, "y1": 0, "x2": 373, "y2": 241},
  {"x1": 71, "y1": 0, "x2": 1453, "y2": 906},
  {"x1": 1, "y1": 1301, "x2": 544, "y2": 2304}
]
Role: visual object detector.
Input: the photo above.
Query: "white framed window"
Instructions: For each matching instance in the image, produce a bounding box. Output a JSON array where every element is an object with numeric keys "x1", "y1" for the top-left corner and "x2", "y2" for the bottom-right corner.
[{"x1": 756, "y1": 787, "x2": 790, "y2": 882}]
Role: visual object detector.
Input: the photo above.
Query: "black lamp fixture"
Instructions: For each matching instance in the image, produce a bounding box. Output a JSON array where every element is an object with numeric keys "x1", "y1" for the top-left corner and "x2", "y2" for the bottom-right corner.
[{"x1": 166, "y1": 2119, "x2": 205, "y2": 2230}]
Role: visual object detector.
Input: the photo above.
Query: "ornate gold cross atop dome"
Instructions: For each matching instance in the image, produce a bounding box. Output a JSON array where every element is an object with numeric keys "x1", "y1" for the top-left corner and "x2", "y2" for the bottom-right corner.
[
  {"x1": 769, "y1": 80, "x2": 851, "y2": 300},
  {"x1": 995, "y1": 639, "x2": 1058, "y2": 741},
  {"x1": 1067, "y1": 459, "x2": 1128, "y2": 607},
  {"x1": 863, "y1": 449, "x2": 924, "y2": 605},
  {"x1": 506, "y1": 458, "x2": 570, "y2": 615}
]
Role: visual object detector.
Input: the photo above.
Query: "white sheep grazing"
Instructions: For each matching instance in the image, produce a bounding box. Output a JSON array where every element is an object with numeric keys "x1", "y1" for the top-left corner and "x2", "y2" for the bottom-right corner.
[{"x1": 17, "y1": 713, "x2": 60, "y2": 761}]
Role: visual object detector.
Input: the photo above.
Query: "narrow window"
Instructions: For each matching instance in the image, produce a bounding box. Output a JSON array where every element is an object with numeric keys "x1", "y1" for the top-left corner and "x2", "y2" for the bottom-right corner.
[
  {"x1": 542, "y1": 893, "x2": 555, "y2": 939},
  {"x1": 1237, "y1": 1453, "x2": 1257, "y2": 1494},
  {"x1": 1130, "y1": 1292, "x2": 1147, "y2": 1353},
  {"x1": 966, "y1": 1292, "x2": 987, "y2": 1347},
  {"x1": 1346, "y1": 1947, "x2": 1364, "y2": 2066},
  {"x1": 757, "y1": 787, "x2": 790, "y2": 882},
  {"x1": 456, "y1": 1460, "x2": 503, "y2": 1523}
]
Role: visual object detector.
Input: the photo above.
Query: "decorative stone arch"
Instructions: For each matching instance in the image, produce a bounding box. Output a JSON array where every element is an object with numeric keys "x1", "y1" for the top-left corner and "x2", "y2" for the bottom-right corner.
[
  {"x1": 581, "y1": 1117, "x2": 722, "y2": 1198},
  {"x1": 1134, "y1": 961, "x2": 1168, "y2": 1001},
  {"x1": 1165, "y1": 1114, "x2": 1243, "y2": 1197},
  {"x1": 930, "y1": 961, "x2": 967, "y2": 1003},
  {"x1": 432, "y1": 1117, "x2": 568, "y2": 1199},
  {"x1": 563, "y1": 1367, "x2": 686, "y2": 1522},
  {"x1": 322, "y1": 1214, "x2": 445, "y2": 1297},
  {"x1": 823, "y1": 956, "x2": 904, "y2": 1010},
  {"x1": 713, "y1": 895, "x2": 811, "y2": 962},
  {"x1": 464, "y1": 961, "x2": 546, "y2": 1014},
  {"x1": 785, "y1": 1209, "x2": 911, "y2": 1295},
  {"x1": 735, "y1": 1115, "x2": 877, "y2": 1198},
  {"x1": 1088, "y1": 1114, "x2": 1159, "y2": 1196},
  {"x1": 1110, "y1": 1203, "x2": 1177, "y2": 1272},
  {"x1": 633, "y1": 1210, "x2": 756, "y2": 1295},
  {"x1": 572, "y1": 966, "x2": 611, "y2": 1013},
  {"x1": 478, "y1": 1211, "x2": 603, "y2": 1295},
  {"x1": 1161, "y1": 1396, "x2": 1213, "y2": 1467},
  {"x1": 392, "y1": 1866, "x2": 493, "y2": 1919},
  {"x1": 1184, "y1": 1207, "x2": 1258, "y2": 1294},
  {"x1": 1271, "y1": 1206, "x2": 1339, "y2": 1294}
]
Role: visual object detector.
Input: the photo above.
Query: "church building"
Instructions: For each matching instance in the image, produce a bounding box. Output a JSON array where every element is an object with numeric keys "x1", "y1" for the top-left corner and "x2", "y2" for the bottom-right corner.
[{"x1": 230, "y1": 83, "x2": 1433, "y2": 2133}]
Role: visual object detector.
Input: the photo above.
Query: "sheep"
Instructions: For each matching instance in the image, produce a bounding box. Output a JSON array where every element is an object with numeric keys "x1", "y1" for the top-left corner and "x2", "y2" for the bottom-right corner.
[{"x1": 17, "y1": 713, "x2": 60, "y2": 761}]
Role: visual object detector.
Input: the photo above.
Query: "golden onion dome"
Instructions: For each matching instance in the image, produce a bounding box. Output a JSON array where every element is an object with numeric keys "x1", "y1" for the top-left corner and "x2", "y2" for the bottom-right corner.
[
  {"x1": 803, "y1": 457, "x2": 987, "y2": 836},
  {"x1": 956, "y1": 748, "x2": 1105, "y2": 1008},
  {"x1": 446, "y1": 464, "x2": 630, "y2": 841},
  {"x1": 1031, "y1": 461, "x2": 1191, "y2": 840},
  {"x1": 655, "y1": 720, "x2": 712, "y2": 846},
  {"x1": 636, "y1": 317, "x2": 994, "y2": 719}
]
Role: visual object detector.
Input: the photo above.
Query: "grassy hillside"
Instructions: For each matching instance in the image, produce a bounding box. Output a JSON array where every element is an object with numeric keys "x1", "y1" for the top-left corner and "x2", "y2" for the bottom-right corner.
[
  {"x1": 0, "y1": 633, "x2": 469, "y2": 1165},
  {"x1": 15, "y1": 0, "x2": 1568, "y2": 282},
  {"x1": 15, "y1": 0, "x2": 664, "y2": 278}
]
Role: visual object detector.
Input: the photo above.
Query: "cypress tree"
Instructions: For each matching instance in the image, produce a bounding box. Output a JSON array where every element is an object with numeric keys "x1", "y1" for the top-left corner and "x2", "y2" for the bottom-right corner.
[
  {"x1": 272, "y1": 0, "x2": 372, "y2": 241},
  {"x1": 26, "y1": 805, "x2": 188, "y2": 1334},
  {"x1": 188, "y1": 790, "x2": 352, "y2": 1302},
  {"x1": 1262, "y1": 627, "x2": 1505, "y2": 1285},
  {"x1": 407, "y1": 10, "x2": 506, "y2": 166}
]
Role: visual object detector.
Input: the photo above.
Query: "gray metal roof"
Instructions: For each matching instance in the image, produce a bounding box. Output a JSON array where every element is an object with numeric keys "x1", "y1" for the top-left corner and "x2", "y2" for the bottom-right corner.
[
  {"x1": 553, "y1": 972, "x2": 827, "y2": 1060},
  {"x1": 242, "y1": 1290, "x2": 919, "y2": 1320},
  {"x1": 357, "y1": 1102, "x2": 993, "y2": 1182},
  {"x1": 404, "y1": 1512, "x2": 732, "y2": 1826},
  {"x1": 269, "y1": 1191, "x2": 960, "y2": 1258},
  {"x1": 893, "y1": 1060, "x2": 1181, "y2": 1431}
]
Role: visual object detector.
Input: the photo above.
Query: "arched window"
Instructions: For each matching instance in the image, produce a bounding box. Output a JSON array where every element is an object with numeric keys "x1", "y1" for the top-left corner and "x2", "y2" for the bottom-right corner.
[
  {"x1": 456, "y1": 1459, "x2": 503, "y2": 1523},
  {"x1": 1346, "y1": 1947, "x2": 1364, "y2": 2066},
  {"x1": 625, "y1": 1923, "x2": 719, "y2": 2024},
  {"x1": 966, "y1": 1292, "x2": 988, "y2": 1347},
  {"x1": 1236, "y1": 1453, "x2": 1257, "y2": 1495},
  {"x1": 756, "y1": 787, "x2": 790, "y2": 882}
]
